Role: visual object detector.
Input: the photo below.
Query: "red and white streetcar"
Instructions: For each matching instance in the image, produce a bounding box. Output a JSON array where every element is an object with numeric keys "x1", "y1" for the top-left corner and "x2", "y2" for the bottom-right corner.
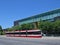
[{"x1": 5, "y1": 30, "x2": 42, "y2": 38}]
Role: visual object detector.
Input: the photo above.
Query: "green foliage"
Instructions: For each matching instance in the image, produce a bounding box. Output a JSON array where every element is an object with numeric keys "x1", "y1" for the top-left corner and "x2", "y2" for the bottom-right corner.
[
  {"x1": 21, "y1": 23, "x2": 34, "y2": 30},
  {"x1": 53, "y1": 20, "x2": 60, "y2": 34},
  {"x1": 38, "y1": 20, "x2": 60, "y2": 35},
  {"x1": 0, "y1": 25, "x2": 3, "y2": 35},
  {"x1": 6, "y1": 28, "x2": 13, "y2": 31},
  {"x1": 38, "y1": 21, "x2": 53, "y2": 34},
  {"x1": 12, "y1": 25, "x2": 22, "y2": 31},
  {"x1": 0, "y1": 25, "x2": 2, "y2": 30}
]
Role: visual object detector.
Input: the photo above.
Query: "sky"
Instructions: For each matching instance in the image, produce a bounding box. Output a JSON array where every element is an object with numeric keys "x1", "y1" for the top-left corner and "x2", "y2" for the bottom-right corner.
[{"x1": 0, "y1": 0, "x2": 60, "y2": 29}]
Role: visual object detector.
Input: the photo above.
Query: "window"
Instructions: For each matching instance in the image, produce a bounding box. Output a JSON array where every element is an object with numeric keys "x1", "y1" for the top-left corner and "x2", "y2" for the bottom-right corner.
[{"x1": 27, "y1": 31, "x2": 41, "y2": 34}]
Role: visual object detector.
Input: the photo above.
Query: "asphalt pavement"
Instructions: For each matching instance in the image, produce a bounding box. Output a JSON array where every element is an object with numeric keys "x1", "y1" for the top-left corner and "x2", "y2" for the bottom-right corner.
[{"x1": 0, "y1": 35, "x2": 60, "y2": 45}]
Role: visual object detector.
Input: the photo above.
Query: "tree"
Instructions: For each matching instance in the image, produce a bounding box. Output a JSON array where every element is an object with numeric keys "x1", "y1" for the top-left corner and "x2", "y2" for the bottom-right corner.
[
  {"x1": 21, "y1": 23, "x2": 35, "y2": 30},
  {"x1": 6, "y1": 28, "x2": 13, "y2": 31},
  {"x1": 0, "y1": 25, "x2": 3, "y2": 35},
  {"x1": 38, "y1": 21, "x2": 53, "y2": 35},
  {"x1": 38, "y1": 19, "x2": 60, "y2": 36},
  {"x1": 53, "y1": 20, "x2": 60, "y2": 35}
]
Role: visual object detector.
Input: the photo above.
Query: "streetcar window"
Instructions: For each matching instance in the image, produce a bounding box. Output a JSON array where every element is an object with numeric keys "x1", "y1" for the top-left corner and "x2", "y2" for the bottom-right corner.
[
  {"x1": 20, "y1": 32, "x2": 26, "y2": 34},
  {"x1": 27, "y1": 31, "x2": 41, "y2": 34},
  {"x1": 6, "y1": 31, "x2": 41, "y2": 35}
]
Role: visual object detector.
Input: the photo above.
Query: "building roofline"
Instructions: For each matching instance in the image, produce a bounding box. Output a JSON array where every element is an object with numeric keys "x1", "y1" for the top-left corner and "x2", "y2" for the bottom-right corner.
[{"x1": 14, "y1": 8, "x2": 60, "y2": 22}]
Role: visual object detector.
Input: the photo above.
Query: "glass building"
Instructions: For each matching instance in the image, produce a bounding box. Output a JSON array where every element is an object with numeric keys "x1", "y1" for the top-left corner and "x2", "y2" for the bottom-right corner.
[{"x1": 14, "y1": 9, "x2": 60, "y2": 26}]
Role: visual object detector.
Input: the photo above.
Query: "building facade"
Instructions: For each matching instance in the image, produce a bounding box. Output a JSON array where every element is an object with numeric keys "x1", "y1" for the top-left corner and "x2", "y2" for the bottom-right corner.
[{"x1": 14, "y1": 9, "x2": 60, "y2": 27}]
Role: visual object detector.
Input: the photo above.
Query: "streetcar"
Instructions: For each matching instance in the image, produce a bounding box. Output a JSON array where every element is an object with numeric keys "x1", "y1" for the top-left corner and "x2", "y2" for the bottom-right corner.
[{"x1": 5, "y1": 30, "x2": 42, "y2": 38}]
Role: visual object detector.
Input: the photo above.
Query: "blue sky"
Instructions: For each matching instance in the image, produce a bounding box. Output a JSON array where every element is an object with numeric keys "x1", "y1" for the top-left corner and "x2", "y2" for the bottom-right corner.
[{"x1": 0, "y1": 0, "x2": 60, "y2": 29}]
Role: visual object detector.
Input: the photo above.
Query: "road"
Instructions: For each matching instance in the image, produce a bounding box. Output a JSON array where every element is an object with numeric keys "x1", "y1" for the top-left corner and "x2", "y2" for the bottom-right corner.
[{"x1": 0, "y1": 36, "x2": 60, "y2": 45}]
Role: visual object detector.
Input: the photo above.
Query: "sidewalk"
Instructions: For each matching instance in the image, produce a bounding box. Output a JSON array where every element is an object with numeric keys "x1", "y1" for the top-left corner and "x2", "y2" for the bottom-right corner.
[{"x1": 42, "y1": 36, "x2": 60, "y2": 40}]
